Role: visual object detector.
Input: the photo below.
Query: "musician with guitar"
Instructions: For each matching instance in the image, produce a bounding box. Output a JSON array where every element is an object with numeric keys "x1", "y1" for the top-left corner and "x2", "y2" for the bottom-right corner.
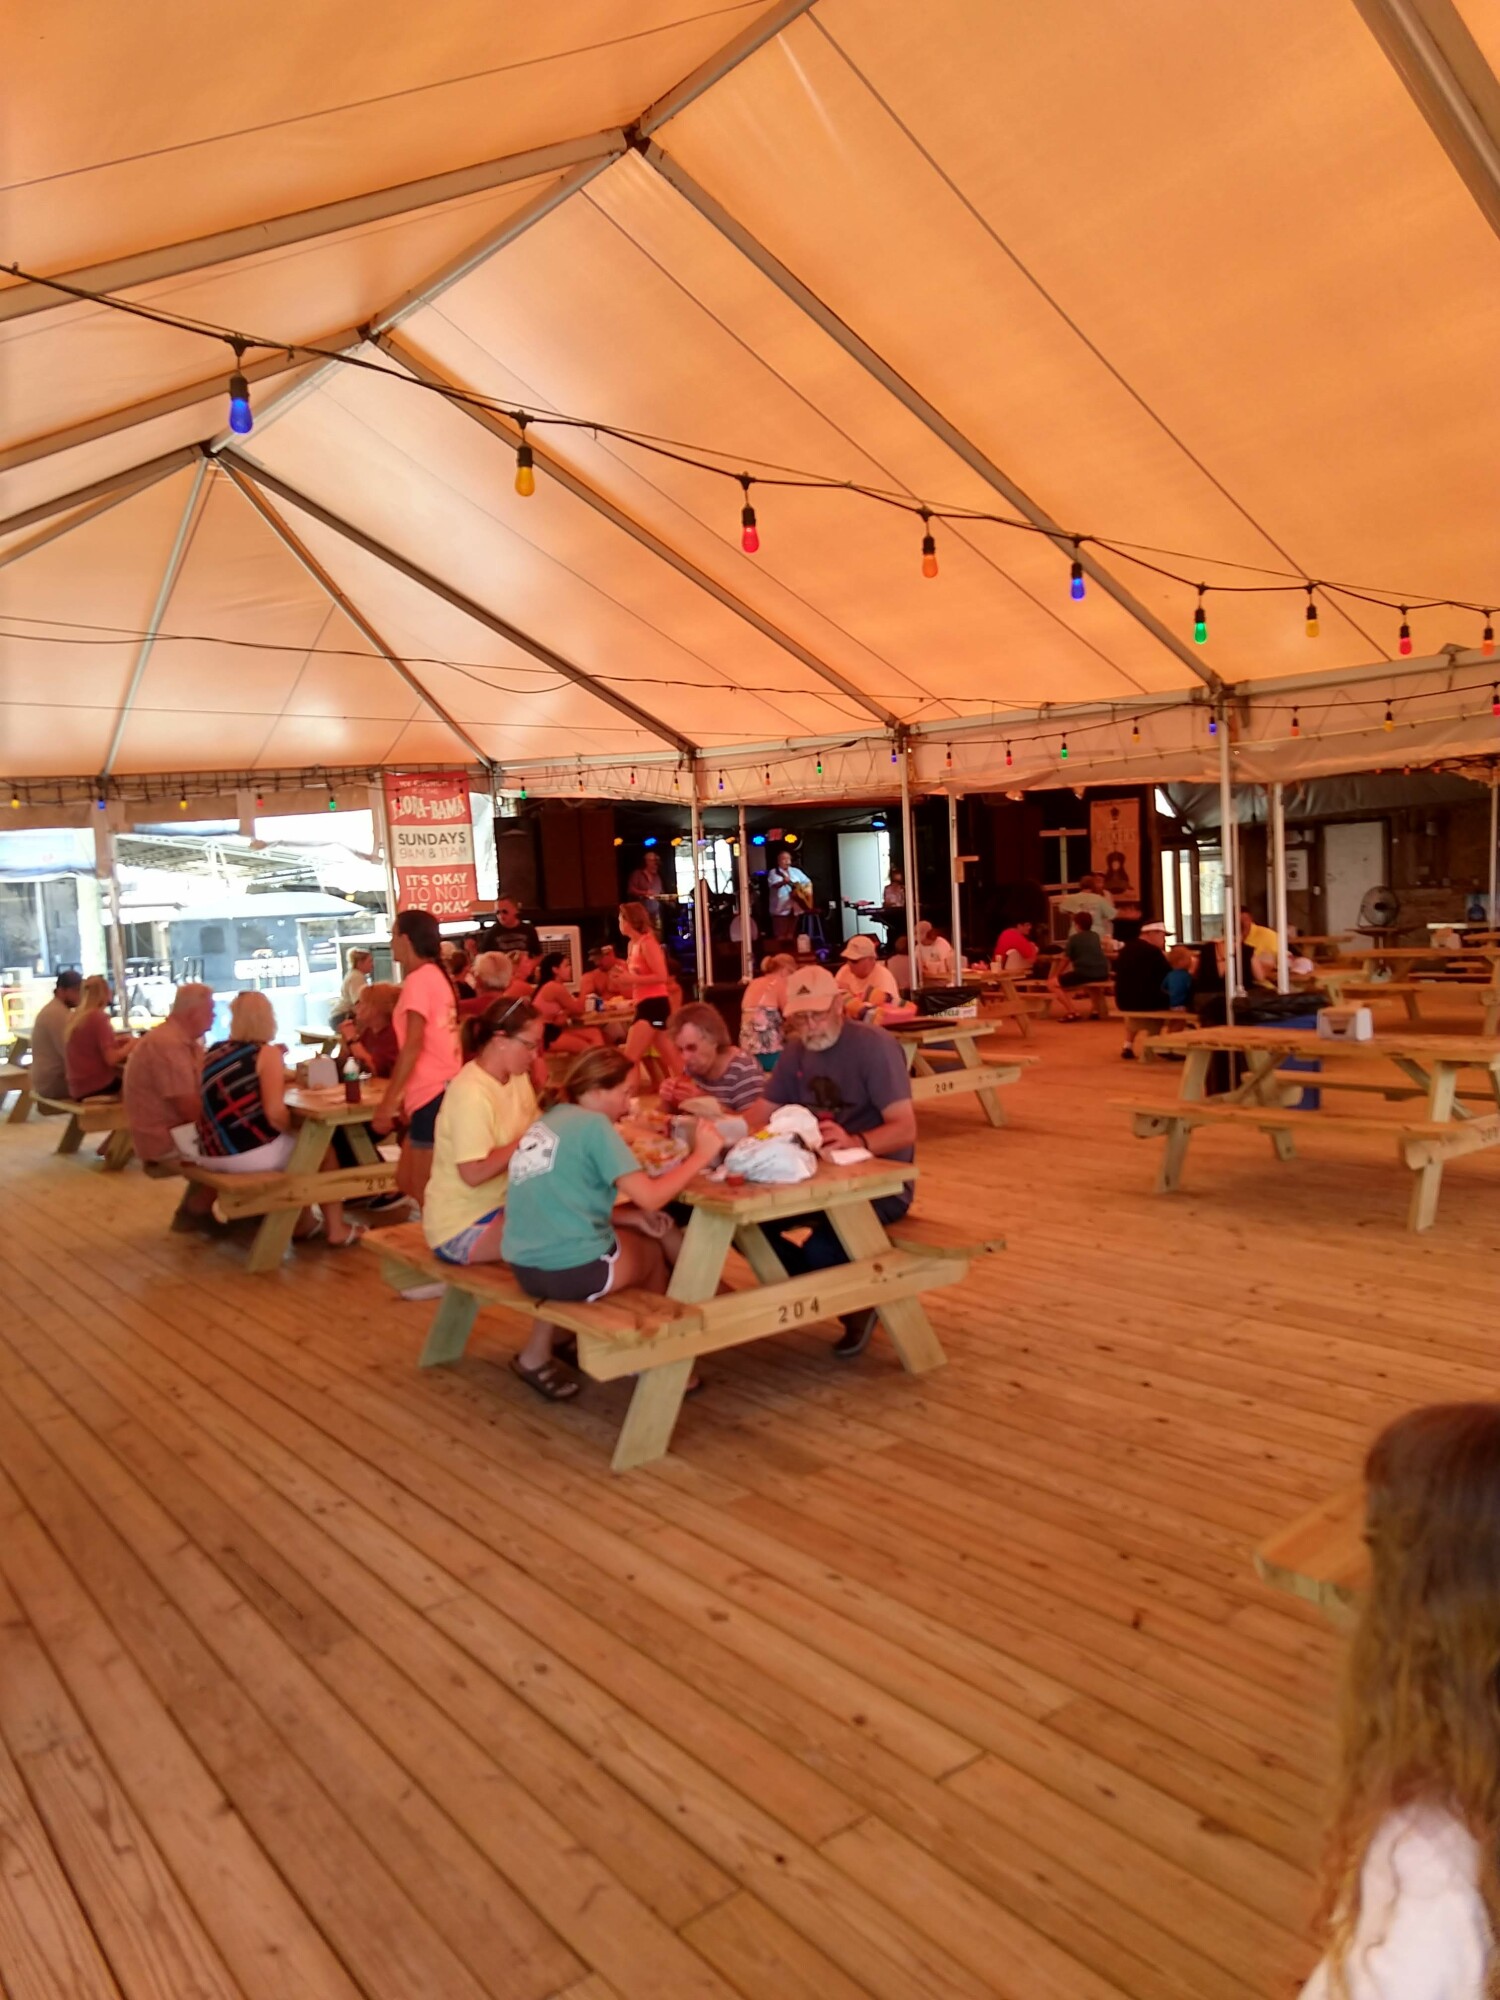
[{"x1": 768, "y1": 848, "x2": 814, "y2": 939}]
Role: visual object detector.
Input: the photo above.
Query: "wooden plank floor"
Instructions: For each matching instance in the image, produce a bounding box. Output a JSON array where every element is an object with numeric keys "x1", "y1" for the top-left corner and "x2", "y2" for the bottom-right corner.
[{"x1": 2, "y1": 1007, "x2": 1494, "y2": 2000}]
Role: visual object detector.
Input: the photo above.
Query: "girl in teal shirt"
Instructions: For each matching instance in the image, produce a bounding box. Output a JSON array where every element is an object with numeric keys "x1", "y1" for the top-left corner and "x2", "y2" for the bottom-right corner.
[{"x1": 502, "y1": 1047, "x2": 719, "y2": 1401}]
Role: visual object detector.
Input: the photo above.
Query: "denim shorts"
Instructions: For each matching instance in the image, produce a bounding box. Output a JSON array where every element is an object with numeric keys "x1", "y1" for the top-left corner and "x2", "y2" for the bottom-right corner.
[
  {"x1": 406, "y1": 1090, "x2": 445, "y2": 1149},
  {"x1": 432, "y1": 1208, "x2": 503, "y2": 1265}
]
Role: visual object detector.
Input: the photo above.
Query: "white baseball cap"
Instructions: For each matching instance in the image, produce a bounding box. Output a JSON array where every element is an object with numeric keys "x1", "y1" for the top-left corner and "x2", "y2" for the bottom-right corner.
[
  {"x1": 782, "y1": 965, "x2": 842, "y2": 1015},
  {"x1": 841, "y1": 934, "x2": 878, "y2": 961},
  {"x1": 1141, "y1": 921, "x2": 1167, "y2": 936}
]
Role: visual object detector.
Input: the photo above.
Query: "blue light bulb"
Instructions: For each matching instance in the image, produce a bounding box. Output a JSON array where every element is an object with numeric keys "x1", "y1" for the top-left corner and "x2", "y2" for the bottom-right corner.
[
  {"x1": 228, "y1": 374, "x2": 253, "y2": 435},
  {"x1": 1069, "y1": 559, "x2": 1085, "y2": 602}
]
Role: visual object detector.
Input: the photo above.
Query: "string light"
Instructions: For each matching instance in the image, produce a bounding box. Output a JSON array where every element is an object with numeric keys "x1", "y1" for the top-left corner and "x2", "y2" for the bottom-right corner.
[
  {"x1": 179, "y1": 792, "x2": 188, "y2": 810},
  {"x1": 1398, "y1": 608, "x2": 1412, "y2": 657},
  {"x1": 1131, "y1": 718, "x2": 1141, "y2": 743},
  {"x1": 739, "y1": 475, "x2": 759, "y2": 555},
  {"x1": 764, "y1": 766, "x2": 771, "y2": 786},
  {"x1": 718, "y1": 771, "x2": 725, "y2": 791},
  {"x1": 945, "y1": 744, "x2": 953, "y2": 768},
  {"x1": 96, "y1": 793, "x2": 106, "y2": 811},
  {"x1": 226, "y1": 339, "x2": 252, "y2": 435},
  {"x1": 816, "y1": 755, "x2": 823, "y2": 776},
  {"x1": 519, "y1": 782, "x2": 527, "y2": 801},
  {"x1": 919, "y1": 510, "x2": 938, "y2": 580},
  {"x1": 1383, "y1": 703, "x2": 1394, "y2": 732},
  {"x1": 1208, "y1": 711, "x2": 1217, "y2": 736},
  {"x1": 1059, "y1": 734, "x2": 1069, "y2": 761},
  {"x1": 326, "y1": 785, "x2": 337, "y2": 811},
  {"x1": 9, "y1": 790, "x2": 18, "y2": 809},
  {"x1": 1485, "y1": 616, "x2": 1495, "y2": 659},
  {"x1": 1492, "y1": 685, "x2": 1499, "y2": 718},
  {"x1": 514, "y1": 417, "x2": 535, "y2": 498},
  {"x1": 26, "y1": 264, "x2": 1500, "y2": 651},
  {"x1": 891, "y1": 744, "x2": 899, "y2": 764},
  {"x1": 1069, "y1": 539, "x2": 1085, "y2": 602},
  {"x1": 629, "y1": 767, "x2": 636, "y2": 786},
  {"x1": 1005, "y1": 742, "x2": 1013, "y2": 767},
  {"x1": 1305, "y1": 587, "x2": 1319, "y2": 639},
  {"x1": 255, "y1": 791, "x2": 265, "y2": 808},
  {"x1": 1291, "y1": 708, "x2": 1301, "y2": 738},
  {"x1": 1193, "y1": 587, "x2": 1208, "y2": 645}
]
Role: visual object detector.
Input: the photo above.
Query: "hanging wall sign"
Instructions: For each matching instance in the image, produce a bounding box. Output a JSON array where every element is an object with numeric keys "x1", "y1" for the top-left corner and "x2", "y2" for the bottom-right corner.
[
  {"x1": 1091, "y1": 798, "x2": 1142, "y2": 909},
  {"x1": 382, "y1": 774, "x2": 477, "y2": 918}
]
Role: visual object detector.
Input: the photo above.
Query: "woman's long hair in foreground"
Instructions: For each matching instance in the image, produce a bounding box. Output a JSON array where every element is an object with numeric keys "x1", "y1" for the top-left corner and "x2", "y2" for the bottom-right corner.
[{"x1": 1315, "y1": 1402, "x2": 1500, "y2": 1995}]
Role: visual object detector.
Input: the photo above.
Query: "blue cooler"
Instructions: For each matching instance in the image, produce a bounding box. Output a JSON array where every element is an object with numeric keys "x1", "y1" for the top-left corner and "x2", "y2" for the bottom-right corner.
[{"x1": 1240, "y1": 995, "x2": 1323, "y2": 1110}]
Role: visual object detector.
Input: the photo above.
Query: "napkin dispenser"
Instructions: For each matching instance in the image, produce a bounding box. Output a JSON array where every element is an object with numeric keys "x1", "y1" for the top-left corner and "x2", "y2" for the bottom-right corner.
[
  {"x1": 301, "y1": 1054, "x2": 339, "y2": 1088},
  {"x1": 1316, "y1": 1005, "x2": 1373, "y2": 1041}
]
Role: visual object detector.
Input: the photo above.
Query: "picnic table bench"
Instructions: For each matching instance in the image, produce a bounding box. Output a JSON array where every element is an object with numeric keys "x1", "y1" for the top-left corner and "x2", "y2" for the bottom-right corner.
[
  {"x1": 959, "y1": 972, "x2": 1044, "y2": 1039},
  {"x1": 1254, "y1": 1484, "x2": 1363, "y2": 1624},
  {"x1": 1, "y1": 1063, "x2": 31, "y2": 1123},
  {"x1": 1121, "y1": 1009, "x2": 1193, "y2": 1057},
  {"x1": 1, "y1": 1034, "x2": 33, "y2": 1122},
  {"x1": 886, "y1": 1018, "x2": 1033, "y2": 1126},
  {"x1": 1117, "y1": 1026, "x2": 1500, "y2": 1231},
  {"x1": 33, "y1": 1094, "x2": 134, "y2": 1171},
  {"x1": 180, "y1": 1081, "x2": 395, "y2": 1271},
  {"x1": 1011, "y1": 975, "x2": 1115, "y2": 1019},
  {"x1": 369, "y1": 1157, "x2": 999, "y2": 1472}
]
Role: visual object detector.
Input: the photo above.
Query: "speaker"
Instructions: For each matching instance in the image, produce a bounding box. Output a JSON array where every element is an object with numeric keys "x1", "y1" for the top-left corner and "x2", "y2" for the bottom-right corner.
[{"x1": 494, "y1": 815, "x2": 540, "y2": 906}]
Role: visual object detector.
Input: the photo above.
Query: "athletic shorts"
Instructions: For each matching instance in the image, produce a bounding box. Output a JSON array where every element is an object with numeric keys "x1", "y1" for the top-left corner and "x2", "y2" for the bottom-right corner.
[
  {"x1": 405, "y1": 1090, "x2": 445, "y2": 1149},
  {"x1": 634, "y1": 996, "x2": 671, "y2": 1029},
  {"x1": 508, "y1": 1241, "x2": 619, "y2": 1303},
  {"x1": 432, "y1": 1208, "x2": 503, "y2": 1265}
]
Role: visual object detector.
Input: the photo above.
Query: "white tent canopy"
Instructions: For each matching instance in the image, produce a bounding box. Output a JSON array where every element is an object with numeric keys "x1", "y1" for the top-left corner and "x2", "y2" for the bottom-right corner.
[{"x1": 5, "y1": 0, "x2": 1500, "y2": 802}]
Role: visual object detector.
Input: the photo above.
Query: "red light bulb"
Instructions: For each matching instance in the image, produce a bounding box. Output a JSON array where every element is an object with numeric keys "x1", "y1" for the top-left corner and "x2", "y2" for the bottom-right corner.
[
  {"x1": 1398, "y1": 608, "x2": 1412, "y2": 657},
  {"x1": 738, "y1": 475, "x2": 758, "y2": 555}
]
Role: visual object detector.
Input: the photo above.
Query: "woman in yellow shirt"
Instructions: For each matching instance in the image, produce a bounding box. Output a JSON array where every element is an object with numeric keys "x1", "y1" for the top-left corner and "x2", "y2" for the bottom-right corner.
[{"x1": 422, "y1": 997, "x2": 545, "y2": 1266}]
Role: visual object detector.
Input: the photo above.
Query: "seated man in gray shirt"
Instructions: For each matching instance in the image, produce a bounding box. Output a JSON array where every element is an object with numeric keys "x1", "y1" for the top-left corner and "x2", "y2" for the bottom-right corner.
[
  {"x1": 740, "y1": 964, "x2": 916, "y2": 1360},
  {"x1": 28, "y1": 969, "x2": 81, "y2": 1099}
]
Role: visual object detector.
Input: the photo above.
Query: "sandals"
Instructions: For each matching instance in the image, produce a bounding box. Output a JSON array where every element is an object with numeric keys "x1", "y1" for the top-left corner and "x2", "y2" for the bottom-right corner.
[
  {"x1": 324, "y1": 1221, "x2": 368, "y2": 1250},
  {"x1": 511, "y1": 1354, "x2": 580, "y2": 1402}
]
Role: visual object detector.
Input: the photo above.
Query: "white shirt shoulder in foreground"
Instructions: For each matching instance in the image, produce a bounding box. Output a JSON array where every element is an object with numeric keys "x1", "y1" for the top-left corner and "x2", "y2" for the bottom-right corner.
[{"x1": 1299, "y1": 1806, "x2": 1489, "y2": 1999}]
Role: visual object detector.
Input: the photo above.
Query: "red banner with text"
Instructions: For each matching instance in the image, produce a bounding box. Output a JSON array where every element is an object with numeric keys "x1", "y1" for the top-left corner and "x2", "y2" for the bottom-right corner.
[{"x1": 382, "y1": 774, "x2": 477, "y2": 920}]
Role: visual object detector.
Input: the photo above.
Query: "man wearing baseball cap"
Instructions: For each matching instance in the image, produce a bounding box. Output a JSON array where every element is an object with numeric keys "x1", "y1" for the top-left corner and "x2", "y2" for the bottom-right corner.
[
  {"x1": 743, "y1": 962, "x2": 917, "y2": 1359},
  {"x1": 835, "y1": 933, "x2": 902, "y2": 1018},
  {"x1": 28, "y1": 968, "x2": 82, "y2": 1102},
  {"x1": 1113, "y1": 917, "x2": 1172, "y2": 1060}
]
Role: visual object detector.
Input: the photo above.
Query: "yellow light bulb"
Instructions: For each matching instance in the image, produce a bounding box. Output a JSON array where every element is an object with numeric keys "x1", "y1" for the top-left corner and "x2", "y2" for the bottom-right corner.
[{"x1": 515, "y1": 462, "x2": 535, "y2": 498}]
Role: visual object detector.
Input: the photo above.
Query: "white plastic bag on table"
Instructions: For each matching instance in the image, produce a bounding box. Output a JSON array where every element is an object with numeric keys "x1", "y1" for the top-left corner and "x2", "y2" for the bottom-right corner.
[
  {"x1": 765, "y1": 1104, "x2": 824, "y2": 1150},
  {"x1": 720, "y1": 1135, "x2": 817, "y2": 1184}
]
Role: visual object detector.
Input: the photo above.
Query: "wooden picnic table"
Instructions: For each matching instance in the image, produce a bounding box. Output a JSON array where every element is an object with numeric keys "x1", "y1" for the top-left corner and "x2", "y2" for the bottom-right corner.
[
  {"x1": 885, "y1": 1018, "x2": 1033, "y2": 1126},
  {"x1": 183, "y1": 1080, "x2": 395, "y2": 1273},
  {"x1": 1337, "y1": 943, "x2": 1500, "y2": 977},
  {"x1": 1, "y1": 1061, "x2": 31, "y2": 1124},
  {"x1": 384, "y1": 1154, "x2": 992, "y2": 1472},
  {"x1": 1119, "y1": 1025, "x2": 1500, "y2": 1230},
  {"x1": 1254, "y1": 1484, "x2": 1364, "y2": 1624}
]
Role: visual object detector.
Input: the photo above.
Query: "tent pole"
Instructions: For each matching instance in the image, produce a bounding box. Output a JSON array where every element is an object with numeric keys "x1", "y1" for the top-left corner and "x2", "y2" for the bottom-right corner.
[
  {"x1": 736, "y1": 806, "x2": 753, "y2": 983},
  {"x1": 1218, "y1": 707, "x2": 1237, "y2": 1023},
  {"x1": 1489, "y1": 773, "x2": 1499, "y2": 924},
  {"x1": 947, "y1": 792, "x2": 963, "y2": 973},
  {"x1": 370, "y1": 783, "x2": 401, "y2": 929},
  {"x1": 689, "y1": 780, "x2": 706, "y2": 997},
  {"x1": 95, "y1": 817, "x2": 129, "y2": 1015},
  {"x1": 1270, "y1": 782, "x2": 1290, "y2": 994},
  {"x1": 899, "y1": 741, "x2": 919, "y2": 990}
]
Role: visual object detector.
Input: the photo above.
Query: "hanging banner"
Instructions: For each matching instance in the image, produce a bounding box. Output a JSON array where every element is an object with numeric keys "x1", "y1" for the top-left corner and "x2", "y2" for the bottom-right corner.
[
  {"x1": 1091, "y1": 797, "x2": 1142, "y2": 913},
  {"x1": 382, "y1": 774, "x2": 477, "y2": 918}
]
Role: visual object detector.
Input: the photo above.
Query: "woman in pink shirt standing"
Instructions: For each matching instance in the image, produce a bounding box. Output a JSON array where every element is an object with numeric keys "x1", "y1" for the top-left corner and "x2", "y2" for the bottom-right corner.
[{"x1": 371, "y1": 908, "x2": 462, "y2": 1205}]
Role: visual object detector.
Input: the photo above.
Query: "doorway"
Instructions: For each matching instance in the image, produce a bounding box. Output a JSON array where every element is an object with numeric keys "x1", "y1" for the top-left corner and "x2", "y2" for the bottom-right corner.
[{"x1": 1322, "y1": 821, "x2": 1386, "y2": 936}]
